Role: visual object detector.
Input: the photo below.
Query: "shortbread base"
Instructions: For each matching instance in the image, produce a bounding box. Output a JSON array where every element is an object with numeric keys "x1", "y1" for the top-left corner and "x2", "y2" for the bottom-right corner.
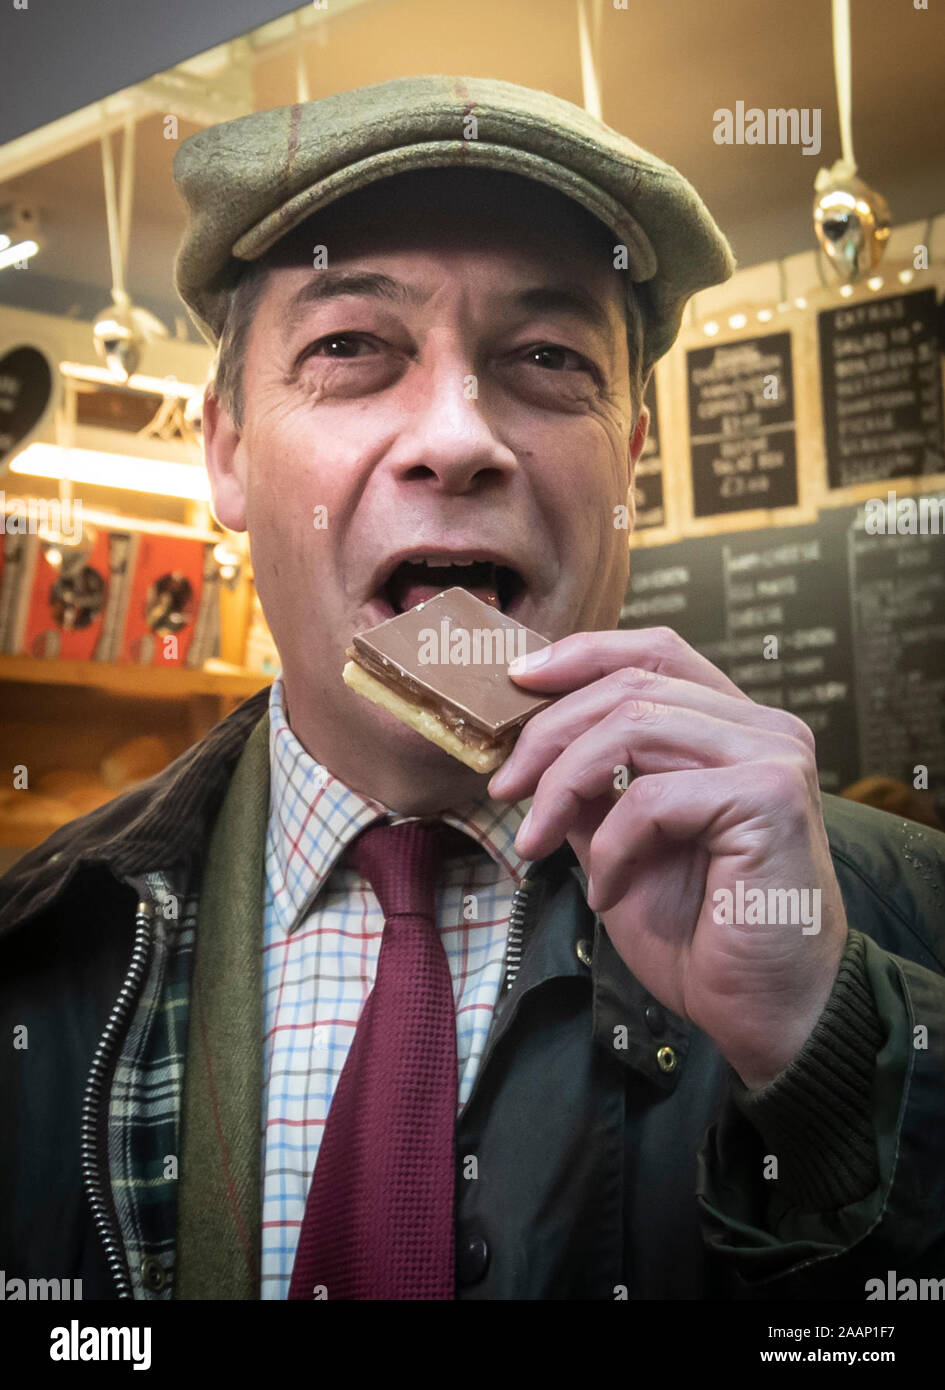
[{"x1": 342, "y1": 660, "x2": 506, "y2": 773}]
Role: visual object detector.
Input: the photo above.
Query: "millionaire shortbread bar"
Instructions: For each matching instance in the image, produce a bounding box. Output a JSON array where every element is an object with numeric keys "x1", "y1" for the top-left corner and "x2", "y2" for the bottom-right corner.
[{"x1": 342, "y1": 587, "x2": 554, "y2": 772}]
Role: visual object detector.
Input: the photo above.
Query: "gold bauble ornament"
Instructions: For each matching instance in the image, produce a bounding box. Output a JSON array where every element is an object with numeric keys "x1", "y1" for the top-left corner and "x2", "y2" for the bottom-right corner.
[{"x1": 813, "y1": 170, "x2": 891, "y2": 284}]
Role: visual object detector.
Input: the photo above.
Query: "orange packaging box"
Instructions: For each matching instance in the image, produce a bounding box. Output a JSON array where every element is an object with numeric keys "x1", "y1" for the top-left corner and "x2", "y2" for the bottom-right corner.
[
  {"x1": 118, "y1": 532, "x2": 217, "y2": 667},
  {"x1": 10, "y1": 522, "x2": 134, "y2": 660}
]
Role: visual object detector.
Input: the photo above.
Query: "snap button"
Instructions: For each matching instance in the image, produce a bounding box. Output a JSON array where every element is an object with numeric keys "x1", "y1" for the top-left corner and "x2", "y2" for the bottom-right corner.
[
  {"x1": 456, "y1": 1233, "x2": 490, "y2": 1286},
  {"x1": 140, "y1": 1256, "x2": 167, "y2": 1293},
  {"x1": 576, "y1": 939, "x2": 593, "y2": 967},
  {"x1": 644, "y1": 1002, "x2": 666, "y2": 1036},
  {"x1": 656, "y1": 1045, "x2": 677, "y2": 1074}
]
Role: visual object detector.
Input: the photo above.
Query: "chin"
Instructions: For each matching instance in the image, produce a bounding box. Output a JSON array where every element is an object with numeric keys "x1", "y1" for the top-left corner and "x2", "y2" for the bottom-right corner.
[{"x1": 353, "y1": 721, "x2": 488, "y2": 818}]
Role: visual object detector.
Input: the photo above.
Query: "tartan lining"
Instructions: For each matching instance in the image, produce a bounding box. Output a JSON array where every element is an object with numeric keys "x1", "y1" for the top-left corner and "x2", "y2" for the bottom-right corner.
[{"x1": 107, "y1": 874, "x2": 199, "y2": 1300}]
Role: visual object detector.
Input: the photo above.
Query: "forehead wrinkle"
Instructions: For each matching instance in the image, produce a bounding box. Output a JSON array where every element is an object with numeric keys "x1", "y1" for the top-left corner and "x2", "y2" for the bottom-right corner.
[
  {"x1": 282, "y1": 269, "x2": 430, "y2": 339},
  {"x1": 514, "y1": 284, "x2": 616, "y2": 337},
  {"x1": 280, "y1": 263, "x2": 619, "y2": 344}
]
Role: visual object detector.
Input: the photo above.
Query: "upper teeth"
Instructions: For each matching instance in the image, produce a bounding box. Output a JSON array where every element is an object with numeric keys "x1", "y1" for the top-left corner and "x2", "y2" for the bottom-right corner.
[{"x1": 409, "y1": 556, "x2": 478, "y2": 566}]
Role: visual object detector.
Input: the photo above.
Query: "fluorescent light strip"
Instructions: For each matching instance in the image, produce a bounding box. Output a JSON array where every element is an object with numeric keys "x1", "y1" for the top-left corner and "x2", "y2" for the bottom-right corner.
[
  {"x1": 0, "y1": 239, "x2": 39, "y2": 270},
  {"x1": 59, "y1": 361, "x2": 202, "y2": 400},
  {"x1": 11, "y1": 443, "x2": 211, "y2": 501}
]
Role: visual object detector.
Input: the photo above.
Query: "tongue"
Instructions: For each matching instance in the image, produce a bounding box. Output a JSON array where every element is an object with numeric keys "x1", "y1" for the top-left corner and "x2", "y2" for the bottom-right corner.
[
  {"x1": 400, "y1": 579, "x2": 500, "y2": 611},
  {"x1": 392, "y1": 561, "x2": 501, "y2": 613}
]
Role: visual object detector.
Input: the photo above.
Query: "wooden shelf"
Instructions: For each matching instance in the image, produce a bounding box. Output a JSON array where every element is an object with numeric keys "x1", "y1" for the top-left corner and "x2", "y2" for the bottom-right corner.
[
  {"x1": 0, "y1": 653, "x2": 269, "y2": 700},
  {"x1": 0, "y1": 654, "x2": 272, "y2": 855}
]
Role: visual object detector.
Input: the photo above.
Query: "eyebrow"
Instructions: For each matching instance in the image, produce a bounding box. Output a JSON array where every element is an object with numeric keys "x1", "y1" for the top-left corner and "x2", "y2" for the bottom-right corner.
[
  {"x1": 284, "y1": 271, "x2": 424, "y2": 334},
  {"x1": 282, "y1": 270, "x2": 615, "y2": 340}
]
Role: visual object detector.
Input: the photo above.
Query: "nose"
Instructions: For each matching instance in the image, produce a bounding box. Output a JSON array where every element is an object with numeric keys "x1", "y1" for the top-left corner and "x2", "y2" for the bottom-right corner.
[{"x1": 385, "y1": 354, "x2": 518, "y2": 494}]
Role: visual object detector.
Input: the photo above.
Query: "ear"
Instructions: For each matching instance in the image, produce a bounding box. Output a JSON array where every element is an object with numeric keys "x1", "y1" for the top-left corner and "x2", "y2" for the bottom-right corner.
[
  {"x1": 202, "y1": 387, "x2": 248, "y2": 532},
  {"x1": 623, "y1": 401, "x2": 650, "y2": 535},
  {"x1": 629, "y1": 401, "x2": 650, "y2": 473}
]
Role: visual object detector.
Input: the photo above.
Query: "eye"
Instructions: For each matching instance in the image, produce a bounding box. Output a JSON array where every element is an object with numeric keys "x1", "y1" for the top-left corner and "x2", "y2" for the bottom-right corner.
[
  {"x1": 307, "y1": 333, "x2": 379, "y2": 358},
  {"x1": 522, "y1": 344, "x2": 595, "y2": 374}
]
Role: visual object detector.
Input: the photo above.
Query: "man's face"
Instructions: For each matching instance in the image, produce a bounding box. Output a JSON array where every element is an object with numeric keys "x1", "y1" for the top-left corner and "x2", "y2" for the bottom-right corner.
[{"x1": 204, "y1": 169, "x2": 648, "y2": 795}]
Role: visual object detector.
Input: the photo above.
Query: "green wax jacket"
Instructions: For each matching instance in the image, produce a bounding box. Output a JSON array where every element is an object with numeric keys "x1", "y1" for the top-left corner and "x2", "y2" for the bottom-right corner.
[{"x1": 0, "y1": 688, "x2": 943, "y2": 1299}]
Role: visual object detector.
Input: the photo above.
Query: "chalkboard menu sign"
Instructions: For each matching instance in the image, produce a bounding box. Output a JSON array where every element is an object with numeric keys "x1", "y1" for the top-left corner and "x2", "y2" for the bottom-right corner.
[
  {"x1": 686, "y1": 331, "x2": 799, "y2": 517},
  {"x1": 818, "y1": 288, "x2": 945, "y2": 488},
  {"x1": 847, "y1": 513, "x2": 945, "y2": 794},
  {"x1": 633, "y1": 375, "x2": 664, "y2": 529},
  {"x1": 622, "y1": 496, "x2": 945, "y2": 797}
]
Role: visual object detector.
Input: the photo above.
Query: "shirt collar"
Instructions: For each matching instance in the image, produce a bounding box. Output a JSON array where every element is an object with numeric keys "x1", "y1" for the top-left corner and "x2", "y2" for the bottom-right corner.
[{"x1": 266, "y1": 676, "x2": 533, "y2": 936}]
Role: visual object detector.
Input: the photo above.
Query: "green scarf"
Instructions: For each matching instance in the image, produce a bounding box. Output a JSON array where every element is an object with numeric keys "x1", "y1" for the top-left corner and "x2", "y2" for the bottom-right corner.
[{"x1": 174, "y1": 710, "x2": 270, "y2": 1300}]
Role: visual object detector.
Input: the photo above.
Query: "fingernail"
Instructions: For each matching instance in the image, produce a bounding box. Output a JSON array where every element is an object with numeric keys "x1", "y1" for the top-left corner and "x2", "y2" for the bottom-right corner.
[
  {"x1": 509, "y1": 646, "x2": 551, "y2": 675},
  {"x1": 515, "y1": 808, "x2": 533, "y2": 848}
]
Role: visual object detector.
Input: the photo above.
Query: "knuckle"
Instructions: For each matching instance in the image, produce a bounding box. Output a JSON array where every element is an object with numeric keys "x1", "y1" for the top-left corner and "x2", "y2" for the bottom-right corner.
[
  {"x1": 633, "y1": 624, "x2": 686, "y2": 677},
  {"x1": 649, "y1": 626, "x2": 681, "y2": 663},
  {"x1": 795, "y1": 719, "x2": 817, "y2": 756},
  {"x1": 775, "y1": 708, "x2": 816, "y2": 752},
  {"x1": 613, "y1": 664, "x2": 659, "y2": 695},
  {"x1": 616, "y1": 698, "x2": 657, "y2": 723},
  {"x1": 624, "y1": 772, "x2": 662, "y2": 803}
]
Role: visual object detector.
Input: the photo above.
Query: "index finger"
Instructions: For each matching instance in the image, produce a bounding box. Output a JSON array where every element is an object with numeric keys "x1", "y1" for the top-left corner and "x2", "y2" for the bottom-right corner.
[{"x1": 509, "y1": 626, "x2": 749, "y2": 701}]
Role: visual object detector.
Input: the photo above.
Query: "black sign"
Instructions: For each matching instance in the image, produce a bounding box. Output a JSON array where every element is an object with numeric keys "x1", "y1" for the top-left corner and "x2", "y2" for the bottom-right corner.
[
  {"x1": 686, "y1": 331, "x2": 798, "y2": 517},
  {"x1": 0, "y1": 345, "x2": 55, "y2": 467},
  {"x1": 847, "y1": 510, "x2": 945, "y2": 793},
  {"x1": 633, "y1": 375, "x2": 664, "y2": 529},
  {"x1": 818, "y1": 288, "x2": 945, "y2": 488},
  {"x1": 622, "y1": 497, "x2": 945, "y2": 798}
]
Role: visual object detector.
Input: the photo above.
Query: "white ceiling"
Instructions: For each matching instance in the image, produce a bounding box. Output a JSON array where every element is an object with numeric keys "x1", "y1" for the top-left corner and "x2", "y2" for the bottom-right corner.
[{"x1": 1, "y1": 0, "x2": 943, "y2": 340}]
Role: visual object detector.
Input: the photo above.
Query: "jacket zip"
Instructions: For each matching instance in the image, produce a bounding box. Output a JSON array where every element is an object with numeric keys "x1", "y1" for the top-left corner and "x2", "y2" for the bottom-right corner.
[
  {"x1": 79, "y1": 895, "x2": 155, "y2": 1300},
  {"x1": 488, "y1": 873, "x2": 539, "y2": 1040},
  {"x1": 502, "y1": 876, "x2": 532, "y2": 994}
]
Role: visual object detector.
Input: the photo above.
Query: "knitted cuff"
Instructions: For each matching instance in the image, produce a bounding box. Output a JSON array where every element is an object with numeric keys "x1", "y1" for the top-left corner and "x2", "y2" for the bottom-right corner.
[{"x1": 729, "y1": 930, "x2": 885, "y2": 1212}]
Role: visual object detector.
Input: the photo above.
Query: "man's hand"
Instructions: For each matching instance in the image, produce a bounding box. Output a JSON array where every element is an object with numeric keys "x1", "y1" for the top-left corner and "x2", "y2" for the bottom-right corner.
[{"x1": 487, "y1": 627, "x2": 849, "y2": 1090}]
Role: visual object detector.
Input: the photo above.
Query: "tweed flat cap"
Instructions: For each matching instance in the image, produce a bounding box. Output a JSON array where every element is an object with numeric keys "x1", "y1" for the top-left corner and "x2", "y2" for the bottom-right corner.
[{"x1": 172, "y1": 74, "x2": 735, "y2": 369}]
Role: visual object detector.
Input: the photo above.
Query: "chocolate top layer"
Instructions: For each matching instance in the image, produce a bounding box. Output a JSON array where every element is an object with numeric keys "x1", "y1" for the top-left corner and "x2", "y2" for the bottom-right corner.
[{"x1": 351, "y1": 588, "x2": 554, "y2": 737}]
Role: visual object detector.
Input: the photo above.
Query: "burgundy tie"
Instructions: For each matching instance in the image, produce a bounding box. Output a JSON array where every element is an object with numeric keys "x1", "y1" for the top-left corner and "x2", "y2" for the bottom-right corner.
[{"x1": 287, "y1": 819, "x2": 463, "y2": 1300}]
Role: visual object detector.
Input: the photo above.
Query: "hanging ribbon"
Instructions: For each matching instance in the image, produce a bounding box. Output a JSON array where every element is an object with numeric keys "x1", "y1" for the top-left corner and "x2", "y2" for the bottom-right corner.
[
  {"x1": 816, "y1": 0, "x2": 857, "y2": 193},
  {"x1": 95, "y1": 120, "x2": 167, "y2": 378},
  {"x1": 832, "y1": 0, "x2": 856, "y2": 173},
  {"x1": 294, "y1": 12, "x2": 310, "y2": 104},
  {"x1": 577, "y1": 0, "x2": 604, "y2": 120},
  {"x1": 118, "y1": 121, "x2": 135, "y2": 279},
  {"x1": 99, "y1": 123, "x2": 136, "y2": 307}
]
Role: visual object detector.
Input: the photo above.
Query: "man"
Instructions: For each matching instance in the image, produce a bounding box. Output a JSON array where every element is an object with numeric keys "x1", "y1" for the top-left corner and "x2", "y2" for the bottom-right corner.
[{"x1": 1, "y1": 76, "x2": 943, "y2": 1301}]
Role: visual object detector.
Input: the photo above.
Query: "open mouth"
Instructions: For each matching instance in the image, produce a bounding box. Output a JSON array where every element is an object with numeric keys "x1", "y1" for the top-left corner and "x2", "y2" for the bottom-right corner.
[{"x1": 382, "y1": 558, "x2": 526, "y2": 616}]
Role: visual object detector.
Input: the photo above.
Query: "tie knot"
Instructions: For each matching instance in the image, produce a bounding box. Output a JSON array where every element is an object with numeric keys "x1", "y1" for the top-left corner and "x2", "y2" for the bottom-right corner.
[{"x1": 348, "y1": 820, "x2": 471, "y2": 920}]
